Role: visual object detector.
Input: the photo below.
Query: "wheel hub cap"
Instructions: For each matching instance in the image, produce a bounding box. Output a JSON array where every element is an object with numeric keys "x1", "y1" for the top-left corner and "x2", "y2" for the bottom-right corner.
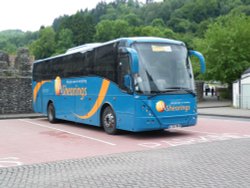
[{"x1": 104, "y1": 114, "x2": 114, "y2": 128}]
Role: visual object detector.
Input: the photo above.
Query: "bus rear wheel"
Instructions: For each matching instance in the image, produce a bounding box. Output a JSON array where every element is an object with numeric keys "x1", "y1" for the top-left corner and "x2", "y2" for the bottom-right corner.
[
  {"x1": 102, "y1": 106, "x2": 118, "y2": 135},
  {"x1": 47, "y1": 103, "x2": 57, "y2": 123}
]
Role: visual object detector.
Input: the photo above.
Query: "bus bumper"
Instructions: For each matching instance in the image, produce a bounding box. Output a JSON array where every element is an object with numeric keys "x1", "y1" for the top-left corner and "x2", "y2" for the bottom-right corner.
[{"x1": 133, "y1": 114, "x2": 197, "y2": 132}]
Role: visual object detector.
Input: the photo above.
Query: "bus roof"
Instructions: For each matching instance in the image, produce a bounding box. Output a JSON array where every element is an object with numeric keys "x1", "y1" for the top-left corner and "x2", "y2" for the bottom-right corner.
[
  {"x1": 34, "y1": 37, "x2": 184, "y2": 64},
  {"x1": 66, "y1": 43, "x2": 102, "y2": 54},
  {"x1": 66, "y1": 37, "x2": 184, "y2": 54},
  {"x1": 122, "y1": 37, "x2": 184, "y2": 46}
]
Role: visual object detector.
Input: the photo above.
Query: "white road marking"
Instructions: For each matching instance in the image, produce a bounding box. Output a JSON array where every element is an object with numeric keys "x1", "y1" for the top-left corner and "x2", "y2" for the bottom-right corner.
[
  {"x1": 0, "y1": 157, "x2": 23, "y2": 168},
  {"x1": 138, "y1": 131, "x2": 250, "y2": 148},
  {"x1": 199, "y1": 117, "x2": 250, "y2": 124},
  {"x1": 138, "y1": 142, "x2": 162, "y2": 148},
  {"x1": 176, "y1": 129, "x2": 218, "y2": 135},
  {"x1": 19, "y1": 119, "x2": 116, "y2": 146}
]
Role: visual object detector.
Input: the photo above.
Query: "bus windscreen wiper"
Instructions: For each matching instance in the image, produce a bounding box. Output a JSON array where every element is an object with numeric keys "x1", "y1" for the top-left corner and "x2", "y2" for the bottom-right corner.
[
  {"x1": 148, "y1": 89, "x2": 178, "y2": 99},
  {"x1": 164, "y1": 87, "x2": 196, "y2": 96}
]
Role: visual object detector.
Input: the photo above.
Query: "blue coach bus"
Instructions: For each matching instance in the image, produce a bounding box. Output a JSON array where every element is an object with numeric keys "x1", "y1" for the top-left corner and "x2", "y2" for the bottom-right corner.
[{"x1": 32, "y1": 37, "x2": 205, "y2": 134}]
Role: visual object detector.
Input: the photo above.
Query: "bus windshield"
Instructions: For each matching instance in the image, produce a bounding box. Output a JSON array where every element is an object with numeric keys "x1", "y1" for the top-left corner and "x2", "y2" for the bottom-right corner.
[{"x1": 132, "y1": 42, "x2": 195, "y2": 95}]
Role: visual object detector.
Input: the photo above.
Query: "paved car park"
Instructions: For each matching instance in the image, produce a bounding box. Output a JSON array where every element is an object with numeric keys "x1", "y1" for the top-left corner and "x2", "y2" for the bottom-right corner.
[
  {"x1": 0, "y1": 117, "x2": 250, "y2": 168},
  {"x1": 2, "y1": 97, "x2": 250, "y2": 187},
  {"x1": 0, "y1": 136, "x2": 249, "y2": 187},
  {"x1": 0, "y1": 116, "x2": 250, "y2": 187}
]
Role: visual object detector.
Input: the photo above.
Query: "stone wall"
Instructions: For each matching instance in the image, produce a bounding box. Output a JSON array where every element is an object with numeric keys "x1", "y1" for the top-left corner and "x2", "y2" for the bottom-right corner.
[
  {"x1": 0, "y1": 48, "x2": 33, "y2": 114},
  {"x1": 0, "y1": 77, "x2": 33, "y2": 114}
]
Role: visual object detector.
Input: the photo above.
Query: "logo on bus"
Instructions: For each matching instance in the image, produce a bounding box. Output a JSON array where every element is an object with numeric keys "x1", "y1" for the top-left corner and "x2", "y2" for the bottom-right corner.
[
  {"x1": 54, "y1": 76, "x2": 87, "y2": 100},
  {"x1": 156, "y1": 100, "x2": 190, "y2": 112},
  {"x1": 55, "y1": 76, "x2": 62, "y2": 95}
]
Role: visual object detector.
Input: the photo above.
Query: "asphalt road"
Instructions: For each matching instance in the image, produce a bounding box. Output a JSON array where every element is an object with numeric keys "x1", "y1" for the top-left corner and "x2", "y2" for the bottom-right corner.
[{"x1": 0, "y1": 117, "x2": 250, "y2": 187}]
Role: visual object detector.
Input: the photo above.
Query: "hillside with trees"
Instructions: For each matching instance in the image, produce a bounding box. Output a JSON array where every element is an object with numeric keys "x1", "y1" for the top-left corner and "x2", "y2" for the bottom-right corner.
[{"x1": 0, "y1": 0, "x2": 249, "y2": 85}]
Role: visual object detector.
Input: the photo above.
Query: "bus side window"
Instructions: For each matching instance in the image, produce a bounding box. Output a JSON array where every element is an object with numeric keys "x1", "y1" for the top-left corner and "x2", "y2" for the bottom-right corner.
[
  {"x1": 85, "y1": 51, "x2": 94, "y2": 75},
  {"x1": 94, "y1": 44, "x2": 116, "y2": 82},
  {"x1": 33, "y1": 63, "x2": 42, "y2": 81},
  {"x1": 118, "y1": 55, "x2": 131, "y2": 91}
]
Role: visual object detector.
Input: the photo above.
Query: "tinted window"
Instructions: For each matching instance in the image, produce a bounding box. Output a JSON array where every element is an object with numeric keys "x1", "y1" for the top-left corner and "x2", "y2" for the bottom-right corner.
[
  {"x1": 94, "y1": 43, "x2": 117, "y2": 82},
  {"x1": 33, "y1": 43, "x2": 118, "y2": 82},
  {"x1": 33, "y1": 53, "x2": 86, "y2": 81},
  {"x1": 84, "y1": 51, "x2": 94, "y2": 75}
]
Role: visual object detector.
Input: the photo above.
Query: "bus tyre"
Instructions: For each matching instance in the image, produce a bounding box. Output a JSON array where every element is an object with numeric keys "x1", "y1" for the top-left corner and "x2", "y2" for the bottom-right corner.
[
  {"x1": 47, "y1": 103, "x2": 57, "y2": 123},
  {"x1": 102, "y1": 106, "x2": 118, "y2": 135}
]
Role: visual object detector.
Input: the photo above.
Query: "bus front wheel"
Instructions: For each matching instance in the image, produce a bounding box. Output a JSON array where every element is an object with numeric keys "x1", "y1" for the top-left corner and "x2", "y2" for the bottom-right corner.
[
  {"x1": 47, "y1": 103, "x2": 57, "y2": 123},
  {"x1": 102, "y1": 106, "x2": 118, "y2": 135}
]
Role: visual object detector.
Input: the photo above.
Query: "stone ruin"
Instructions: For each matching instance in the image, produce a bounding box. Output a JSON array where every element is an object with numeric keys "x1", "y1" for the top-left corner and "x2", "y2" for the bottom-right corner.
[
  {"x1": 0, "y1": 49, "x2": 33, "y2": 114},
  {"x1": 0, "y1": 48, "x2": 33, "y2": 77},
  {"x1": 0, "y1": 51, "x2": 9, "y2": 67},
  {"x1": 15, "y1": 48, "x2": 33, "y2": 76},
  {"x1": 0, "y1": 51, "x2": 11, "y2": 76}
]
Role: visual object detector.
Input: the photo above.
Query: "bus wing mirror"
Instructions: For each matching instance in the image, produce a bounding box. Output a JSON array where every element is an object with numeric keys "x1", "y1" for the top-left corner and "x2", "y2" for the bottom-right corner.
[
  {"x1": 124, "y1": 74, "x2": 133, "y2": 91},
  {"x1": 188, "y1": 50, "x2": 206, "y2": 74},
  {"x1": 126, "y1": 48, "x2": 139, "y2": 74}
]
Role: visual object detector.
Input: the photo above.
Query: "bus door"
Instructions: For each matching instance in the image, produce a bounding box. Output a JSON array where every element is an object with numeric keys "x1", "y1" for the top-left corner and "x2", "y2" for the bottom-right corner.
[{"x1": 114, "y1": 53, "x2": 135, "y2": 130}]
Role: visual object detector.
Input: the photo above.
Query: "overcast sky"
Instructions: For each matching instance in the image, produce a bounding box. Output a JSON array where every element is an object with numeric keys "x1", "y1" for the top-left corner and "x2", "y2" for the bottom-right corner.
[{"x1": 0, "y1": 0, "x2": 148, "y2": 32}]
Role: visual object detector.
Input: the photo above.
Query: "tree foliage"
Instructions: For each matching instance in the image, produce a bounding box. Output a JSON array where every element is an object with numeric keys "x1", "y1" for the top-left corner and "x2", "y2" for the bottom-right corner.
[
  {"x1": 29, "y1": 27, "x2": 56, "y2": 59},
  {"x1": 52, "y1": 11, "x2": 95, "y2": 45},
  {"x1": 95, "y1": 19, "x2": 131, "y2": 41},
  {"x1": 194, "y1": 13, "x2": 250, "y2": 84},
  {"x1": 55, "y1": 29, "x2": 73, "y2": 54},
  {"x1": 0, "y1": 30, "x2": 38, "y2": 54},
  {"x1": 0, "y1": 0, "x2": 250, "y2": 85}
]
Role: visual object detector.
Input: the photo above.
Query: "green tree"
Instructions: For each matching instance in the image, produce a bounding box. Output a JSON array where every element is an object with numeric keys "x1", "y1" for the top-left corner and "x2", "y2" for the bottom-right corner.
[
  {"x1": 55, "y1": 29, "x2": 73, "y2": 54},
  {"x1": 52, "y1": 15, "x2": 70, "y2": 33},
  {"x1": 67, "y1": 11, "x2": 96, "y2": 45},
  {"x1": 140, "y1": 2, "x2": 163, "y2": 25},
  {"x1": 112, "y1": 19, "x2": 132, "y2": 38},
  {"x1": 94, "y1": 20, "x2": 114, "y2": 41},
  {"x1": 0, "y1": 30, "x2": 38, "y2": 54},
  {"x1": 99, "y1": 0, "x2": 137, "y2": 21},
  {"x1": 0, "y1": 39, "x2": 16, "y2": 54},
  {"x1": 29, "y1": 27, "x2": 56, "y2": 59},
  {"x1": 100, "y1": 6, "x2": 117, "y2": 20},
  {"x1": 2, "y1": 0, "x2": 250, "y2": 57},
  {"x1": 151, "y1": 18, "x2": 165, "y2": 27},
  {"x1": 168, "y1": 18, "x2": 195, "y2": 33},
  {"x1": 135, "y1": 25, "x2": 175, "y2": 38},
  {"x1": 95, "y1": 19, "x2": 131, "y2": 41},
  {"x1": 195, "y1": 14, "x2": 250, "y2": 84},
  {"x1": 53, "y1": 11, "x2": 95, "y2": 46},
  {"x1": 123, "y1": 13, "x2": 142, "y2": 26},
  {"x1": 91, "y1": 1, "x2": 108, "y2": 23}
]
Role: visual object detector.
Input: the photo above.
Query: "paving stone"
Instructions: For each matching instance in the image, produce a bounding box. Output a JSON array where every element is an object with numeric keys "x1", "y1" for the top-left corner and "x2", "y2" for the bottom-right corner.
[{"x1": 0, "y1": 138, "x2": 249, "y2": 188}]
